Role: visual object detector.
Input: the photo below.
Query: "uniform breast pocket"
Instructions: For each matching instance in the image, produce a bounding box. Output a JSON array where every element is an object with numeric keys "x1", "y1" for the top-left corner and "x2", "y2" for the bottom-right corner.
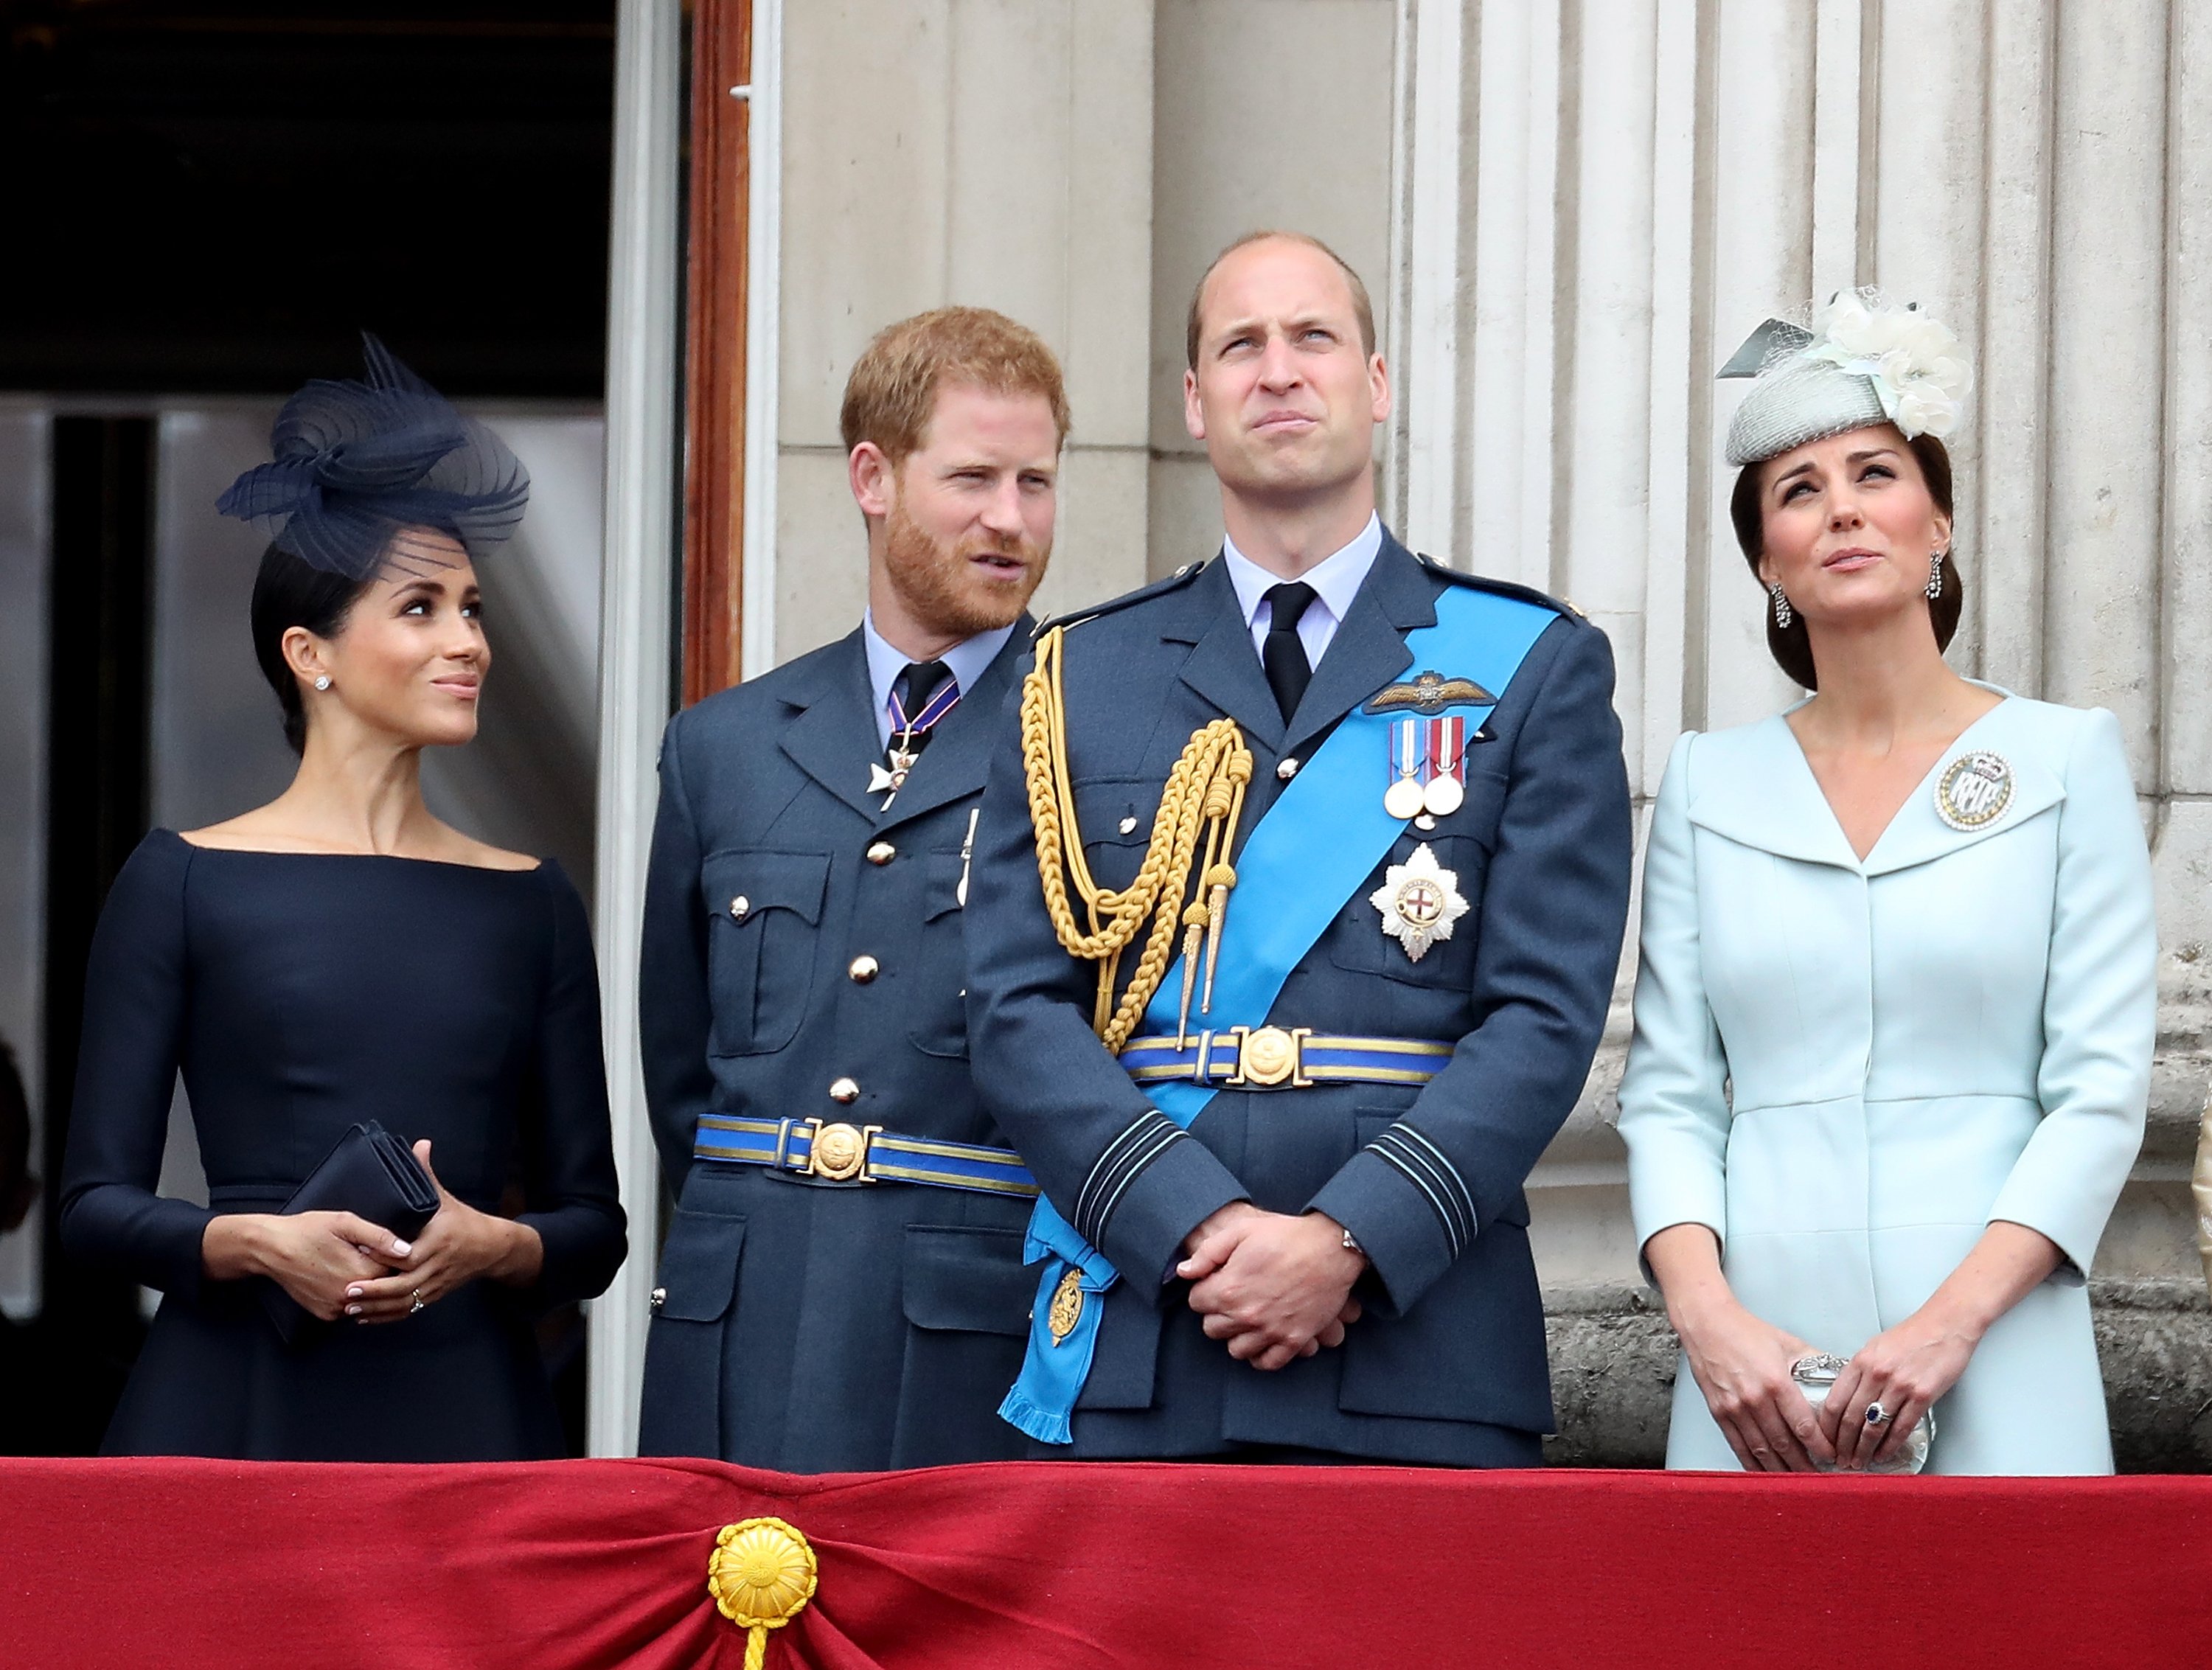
[
  {"x1": 908, "y1": 849, "x2": 973, "y2": 1059},
  {"x1": 702, "y1": 849, "x2": 830, "y2": 1057},
  {"x1": 1072, "y1": 774, "x2": 1156, "y2": 895},
  {"x1": 1328, "y1": 768, "x2": 1507, "y2": 989}
]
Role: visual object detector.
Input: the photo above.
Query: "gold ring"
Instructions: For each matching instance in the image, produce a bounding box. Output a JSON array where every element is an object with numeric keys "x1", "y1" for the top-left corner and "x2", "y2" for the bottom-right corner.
[{"x1": 408, "y1": 1290, "x2": 425, "y2": 1315}]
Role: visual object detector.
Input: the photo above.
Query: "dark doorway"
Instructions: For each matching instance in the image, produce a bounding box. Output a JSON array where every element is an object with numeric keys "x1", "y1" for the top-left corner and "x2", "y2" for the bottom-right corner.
[{"x1": 0, "y1": 1, "x2": 614, "y2": 398}]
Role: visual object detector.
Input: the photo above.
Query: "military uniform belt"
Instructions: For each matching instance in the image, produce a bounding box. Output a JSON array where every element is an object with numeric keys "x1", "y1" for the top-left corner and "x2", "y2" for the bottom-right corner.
[
  {"x1": 692, "y1": 1114, "x2": 1040, "y2": 1197},
  {"x1": 1119, "y1": 1026, "x2": 1455, "y2": 1090}
]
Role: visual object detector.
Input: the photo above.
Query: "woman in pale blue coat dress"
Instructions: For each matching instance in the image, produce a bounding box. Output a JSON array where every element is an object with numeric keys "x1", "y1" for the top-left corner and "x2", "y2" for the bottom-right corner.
[{"x1": 1617, "y1": 294, "x2": 2154, "y2": 1475}]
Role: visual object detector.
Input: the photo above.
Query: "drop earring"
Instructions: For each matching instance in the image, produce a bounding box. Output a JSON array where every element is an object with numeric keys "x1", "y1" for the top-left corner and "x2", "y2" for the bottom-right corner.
[
  {"x1": 1770, "y1": 584, "x2": 1793, "y2": 629},
  {"x1": 1926, "y1": 551, "x2": 1945, "y2": 602},
  {"x1": 313, "y1": 675, "x2": 332, "y2": 692}
]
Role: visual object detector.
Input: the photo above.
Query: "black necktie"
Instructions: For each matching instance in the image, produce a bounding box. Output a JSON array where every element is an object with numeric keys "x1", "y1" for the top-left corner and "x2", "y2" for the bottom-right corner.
[
  {"x1": 891, "y1": 659, "x2": 953, "y2": 756},
  {"x1": 1261, "y1": 582, "x2": 1318, "y2": 722}
]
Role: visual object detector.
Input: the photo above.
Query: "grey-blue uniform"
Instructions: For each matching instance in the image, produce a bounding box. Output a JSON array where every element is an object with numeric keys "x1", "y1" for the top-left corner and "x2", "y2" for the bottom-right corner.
[
  {"x1": 636, "y1": 623, "x2": 1039, "y2": 1470},
  {"x1": 964, "y1": 532, "x2": 1633, "y2": 1463}
]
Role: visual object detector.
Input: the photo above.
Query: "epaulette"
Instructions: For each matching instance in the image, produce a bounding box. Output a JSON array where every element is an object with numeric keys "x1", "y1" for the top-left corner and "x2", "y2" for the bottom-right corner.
[
  {"x1": 1034, "y1": 559, "x2": 1211, "y2": 638},
  {"x1": 1414, "y1": 552, "x2": 1589, "y2": 622}
]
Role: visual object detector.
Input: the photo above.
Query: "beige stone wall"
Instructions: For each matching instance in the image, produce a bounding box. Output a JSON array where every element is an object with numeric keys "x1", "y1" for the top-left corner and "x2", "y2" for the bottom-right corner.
[{"x1": 769, "y1": 0, "x2": 1399, "y2": 663}]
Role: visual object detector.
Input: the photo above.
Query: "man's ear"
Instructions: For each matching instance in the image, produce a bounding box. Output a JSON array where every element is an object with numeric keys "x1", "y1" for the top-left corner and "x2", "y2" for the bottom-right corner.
[
  {"x1": 849, "y1": 442, "x2": 897, "y2": 521},
  {"x1": 1183, "y1": 368, "x2": 1207, "y2": 442},
  {"x1": 1367, "y1": 352, "x2": 1392, "y2": 425}
]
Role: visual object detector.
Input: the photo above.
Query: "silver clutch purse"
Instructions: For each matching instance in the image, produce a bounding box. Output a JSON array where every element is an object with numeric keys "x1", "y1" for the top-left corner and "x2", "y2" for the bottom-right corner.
[{"x1": 1790, "y1": 1352, "x2": 1935, "y2": 1475}]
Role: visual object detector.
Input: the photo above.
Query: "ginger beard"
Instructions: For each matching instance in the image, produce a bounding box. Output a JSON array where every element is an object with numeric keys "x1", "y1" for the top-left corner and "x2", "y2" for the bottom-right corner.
[{"x1": 879, "y1": 484, "x2": 1050, "y2": 640}]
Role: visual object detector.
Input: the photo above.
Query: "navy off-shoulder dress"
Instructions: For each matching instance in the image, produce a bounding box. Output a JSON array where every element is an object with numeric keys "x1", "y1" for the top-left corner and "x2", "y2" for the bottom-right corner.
[{"x1": 59, "y1": 830, "x2": 628, "y2": 1460}]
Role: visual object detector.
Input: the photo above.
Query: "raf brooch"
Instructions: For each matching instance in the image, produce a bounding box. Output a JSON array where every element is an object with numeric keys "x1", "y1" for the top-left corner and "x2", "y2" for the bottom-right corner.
[
  {"x1": 1934, "y1": 749, "x2": 2014, "y2": 832},
  {"x1": 1370, "y1": 841, "x2": 1469, "y2": 963}
]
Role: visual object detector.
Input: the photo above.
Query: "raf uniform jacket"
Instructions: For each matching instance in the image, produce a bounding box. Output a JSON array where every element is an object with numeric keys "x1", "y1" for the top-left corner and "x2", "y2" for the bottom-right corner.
[
  {"x1": 636, "y1": 623, "x2": 1037, "y2": 1471},
  {"x1": 965, "y1": 534, "x2": 1632, "y2": 1463}
]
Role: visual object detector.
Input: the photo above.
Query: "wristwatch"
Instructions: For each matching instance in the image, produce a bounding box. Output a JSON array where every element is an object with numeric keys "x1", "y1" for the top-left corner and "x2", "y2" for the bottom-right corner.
[{"x1": 1340, "y1": 1226, "x2": 1363, "y2": 1255}]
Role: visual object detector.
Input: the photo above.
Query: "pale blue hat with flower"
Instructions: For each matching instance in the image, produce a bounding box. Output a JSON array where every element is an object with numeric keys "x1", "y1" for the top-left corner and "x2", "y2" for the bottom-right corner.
[{"x1": 1720, "y1": 289, "x2": 1973, "y2": 467}]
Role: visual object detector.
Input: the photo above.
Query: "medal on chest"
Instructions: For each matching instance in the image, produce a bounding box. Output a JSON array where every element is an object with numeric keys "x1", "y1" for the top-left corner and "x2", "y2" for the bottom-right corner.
[
  {"x1": 1383, "y1": 714, "x2": 1470, "y2": 822},
  {"x1": 1933, "y1": 748, "x2": 2014, "y2": 832},
  {"x1": 1369, "y1": 841, "x2": 1469, "y2": 963},
  {"x1": 867, "y1": 745, "x2": 920, "y2": 801}
]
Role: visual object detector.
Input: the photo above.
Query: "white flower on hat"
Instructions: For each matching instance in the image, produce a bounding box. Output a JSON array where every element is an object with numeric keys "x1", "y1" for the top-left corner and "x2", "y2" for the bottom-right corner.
[{"x1": 1800, "y1": 288, "x2": 1972, "y2": 443}]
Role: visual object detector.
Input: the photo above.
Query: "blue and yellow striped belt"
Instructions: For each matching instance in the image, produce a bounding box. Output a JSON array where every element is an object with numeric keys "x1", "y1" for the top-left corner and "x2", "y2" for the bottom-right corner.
[
  {"x1": 692, "y1": 1113, "x2": 1040, "y2": 1198},
  {"x1": 1119, "y1": 1026, "x2": 1454, "y2": 1090}
]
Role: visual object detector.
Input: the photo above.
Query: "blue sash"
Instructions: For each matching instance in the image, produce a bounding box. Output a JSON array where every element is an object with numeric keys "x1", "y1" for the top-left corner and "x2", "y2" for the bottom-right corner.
[{"x1": 998, "y1": 582, "x2": 1559, "y2": 1442}]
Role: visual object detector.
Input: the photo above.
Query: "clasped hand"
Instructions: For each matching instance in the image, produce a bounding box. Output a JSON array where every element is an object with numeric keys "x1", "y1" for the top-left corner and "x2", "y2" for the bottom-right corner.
[
  {"x1": 204, "y1": 1140, "x2": 540, "y2": 1324},
  {"x1": 1177, "y1": 1202, "x2": 1365, "y2": 1371}
]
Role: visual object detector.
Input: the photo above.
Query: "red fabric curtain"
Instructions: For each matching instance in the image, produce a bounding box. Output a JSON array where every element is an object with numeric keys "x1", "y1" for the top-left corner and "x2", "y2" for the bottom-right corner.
[{"x1": 6, "y1": 1458, "x2": 2209, "y2": 1668}]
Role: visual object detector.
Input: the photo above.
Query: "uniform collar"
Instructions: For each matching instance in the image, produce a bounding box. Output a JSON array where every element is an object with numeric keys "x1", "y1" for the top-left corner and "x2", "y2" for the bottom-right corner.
[
  {"x1": 1220, "y1": 512, "x2": 1382, "y2": 631},
  {"x1": 861, "y1": 611, "x2": 1016, "y2": 742}
]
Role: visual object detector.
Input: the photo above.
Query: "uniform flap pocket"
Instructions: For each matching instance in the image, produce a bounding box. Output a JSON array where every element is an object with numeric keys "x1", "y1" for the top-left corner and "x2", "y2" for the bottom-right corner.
[
  {"x1": 702, "y1": 850, "x2": 831, "y2": 925},
  {"x1": 923, "y1": 850, "x2": 967, "y2": 923},
  {"x1": 655, "y1": 1209, "x2": 747, "y2": 1321},
  {"x1": 1072, "y1": 775, "x2": 1156, "y2": 847},
  {"x1": 900, "y1": 1225, "x2": 1033, "y2": 1336}
]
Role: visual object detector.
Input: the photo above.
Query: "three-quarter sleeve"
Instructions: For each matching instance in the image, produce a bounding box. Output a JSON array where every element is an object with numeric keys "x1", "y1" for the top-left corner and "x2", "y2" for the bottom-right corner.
[
  {"x1": 511, "y1": 866, "x2": 628, "y2": 1309},
  {"x1": 1615, "y1": 731, "x2": 1733, "y2": 1276},
  {"x1": 1986, "y1": 706, "x2": 2154, "y2": 1277},
  {"x1": 58, "y1": 835, "x2": 216, "y2": 1301}
]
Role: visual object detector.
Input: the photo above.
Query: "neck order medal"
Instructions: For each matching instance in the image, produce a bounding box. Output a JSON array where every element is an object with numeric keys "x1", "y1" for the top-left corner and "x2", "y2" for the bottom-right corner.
[{"x1": 1370, "y1": 841, "x2": 1469, "y2": 964}]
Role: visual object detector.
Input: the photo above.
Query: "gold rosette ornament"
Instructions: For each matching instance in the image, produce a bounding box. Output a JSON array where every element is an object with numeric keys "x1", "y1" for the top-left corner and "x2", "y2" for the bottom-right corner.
[{"x1": 709, "y1": 1517, "x2": 818, "y2": 1670}]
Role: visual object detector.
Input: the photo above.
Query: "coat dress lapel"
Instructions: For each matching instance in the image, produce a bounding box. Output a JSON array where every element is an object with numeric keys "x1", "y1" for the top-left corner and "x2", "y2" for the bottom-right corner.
[{"x1": 1685, "y1": 690, "x2": 2067, "y2": 875}]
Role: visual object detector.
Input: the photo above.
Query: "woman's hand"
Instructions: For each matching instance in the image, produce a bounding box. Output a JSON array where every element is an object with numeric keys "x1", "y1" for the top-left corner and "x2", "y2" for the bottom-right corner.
[
  {"x1": 1818, "y1": 1306, "x2": 1975, "y2": 1469},
  {"x1": 1644, "y1": 1222, "x2": 1834, "y2": 1473},
  {"x1": 1819, "y1": 1222, "x2": 2064, "y2": 1468},
  {"x1": 344, "y1": 1141, "x2": 544, "y2": 1323},
  {"x1": 1673, "y1": 1295, "x2": 1834, "y2": 1472},
  {"x1": 201, "y1": 1211, "x2": 411, "y2": 1322}
]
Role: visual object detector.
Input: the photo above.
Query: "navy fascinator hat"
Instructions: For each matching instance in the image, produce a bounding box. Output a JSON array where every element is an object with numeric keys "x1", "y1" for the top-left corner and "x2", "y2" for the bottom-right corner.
[{"x1": 217, "y1": 334, "x2": 530, "y2": 580}]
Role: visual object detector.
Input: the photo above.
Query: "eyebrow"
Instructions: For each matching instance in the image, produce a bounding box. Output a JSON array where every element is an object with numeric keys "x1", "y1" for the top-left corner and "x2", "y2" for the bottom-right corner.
[{"x1": 1773, "y1": 446, "x2": 1899, "y2": 487}]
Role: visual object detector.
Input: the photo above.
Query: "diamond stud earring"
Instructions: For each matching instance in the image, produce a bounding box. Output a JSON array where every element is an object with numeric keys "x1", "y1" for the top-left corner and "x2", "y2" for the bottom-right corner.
[{"x1": 1770, "y1": 584, "x2": 1793, "y2": 629}]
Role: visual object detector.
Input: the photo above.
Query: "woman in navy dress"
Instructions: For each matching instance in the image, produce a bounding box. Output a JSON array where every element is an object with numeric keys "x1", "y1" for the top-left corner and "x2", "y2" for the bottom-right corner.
[{"x1": 59, "y1": 339, "x2": 625, "y2": 1460}]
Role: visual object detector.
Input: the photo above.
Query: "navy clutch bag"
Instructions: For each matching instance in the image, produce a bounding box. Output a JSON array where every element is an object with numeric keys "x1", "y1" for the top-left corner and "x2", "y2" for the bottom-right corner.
[{"x1": 259, "y1": 1121, "x2": 441, "y2": 1344}]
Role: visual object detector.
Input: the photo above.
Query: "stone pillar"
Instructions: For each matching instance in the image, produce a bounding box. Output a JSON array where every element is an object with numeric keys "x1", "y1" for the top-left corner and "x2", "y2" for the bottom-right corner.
[{"x1": 771, "y1": 0, "x2": 1158, "y2": 658}]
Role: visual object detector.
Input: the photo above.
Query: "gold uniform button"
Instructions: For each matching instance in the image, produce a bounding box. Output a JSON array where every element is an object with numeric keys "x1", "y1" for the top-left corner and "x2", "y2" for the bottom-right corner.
[
  {"x1": 829, "y1": 1076, "x2": 861, "y2": 1104},
  {"x1": 865, "y1": 841, "x2": 896, "y2": 866},
  {"x1": 848, "y1": 955, "x2": 880, "y2": 984},
  {"x1": 728, "y1": 895, "x2": 751, "y2": 921},
  {"x1": 1277, "y1": 758, "x2": 1300, "y2": 780},
  {"x1": 650, "y1": 1286, "x2": 666, "y2": 1312}
]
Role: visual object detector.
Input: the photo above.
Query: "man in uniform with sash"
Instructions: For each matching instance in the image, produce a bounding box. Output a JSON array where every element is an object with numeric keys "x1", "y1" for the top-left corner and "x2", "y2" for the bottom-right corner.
[
  {"x1": 636, "y1": 308, "x2": 1066, "y2": 1469},
  {"x1": 966, "y1": 233, "x2": 1633, "y2": 1464}
]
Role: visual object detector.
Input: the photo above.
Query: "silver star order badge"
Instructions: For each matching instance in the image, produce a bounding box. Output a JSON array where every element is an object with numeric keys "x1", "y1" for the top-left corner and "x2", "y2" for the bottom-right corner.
[
  {"x1": 1369, "y1": 841, "x2": 1469, "y2": 964},
  {"x1": 869, "y1": 745, "x2": 919, "y2": 804}
]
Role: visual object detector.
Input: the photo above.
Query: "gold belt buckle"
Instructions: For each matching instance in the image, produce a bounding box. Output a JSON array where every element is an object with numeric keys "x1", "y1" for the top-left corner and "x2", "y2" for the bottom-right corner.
[
  {"x1": 1226, "y1": 1025, "x2": 1313, "y2": 1089},
  {"x1": 804, "y1": 1120, "x2": 882, "y2": 1183}
]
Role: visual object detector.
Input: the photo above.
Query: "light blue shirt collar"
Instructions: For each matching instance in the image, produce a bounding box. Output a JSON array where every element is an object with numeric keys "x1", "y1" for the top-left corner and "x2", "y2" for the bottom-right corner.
[
  {"x1": 860, "y1": 612, "x2": 1015, "y2": 749},
  {"x1": 1219, "y1": 512, "x2": 1383, "y2": 668}
]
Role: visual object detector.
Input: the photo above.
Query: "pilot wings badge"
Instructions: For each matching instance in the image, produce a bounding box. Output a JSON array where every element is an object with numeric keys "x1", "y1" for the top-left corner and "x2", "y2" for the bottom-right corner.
[
  {"x1": 1369, "y1": 841, "x2": 1469, "y2": 963},
  {"x1": 1363, "y1": 669, "x2": 1496, "y2": 715}
]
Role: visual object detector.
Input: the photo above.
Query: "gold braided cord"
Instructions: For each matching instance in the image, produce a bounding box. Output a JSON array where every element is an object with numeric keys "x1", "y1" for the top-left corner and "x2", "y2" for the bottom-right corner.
[{"x1": 1023, "y1": 624, "x2": 1251, "y2": 1052}]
